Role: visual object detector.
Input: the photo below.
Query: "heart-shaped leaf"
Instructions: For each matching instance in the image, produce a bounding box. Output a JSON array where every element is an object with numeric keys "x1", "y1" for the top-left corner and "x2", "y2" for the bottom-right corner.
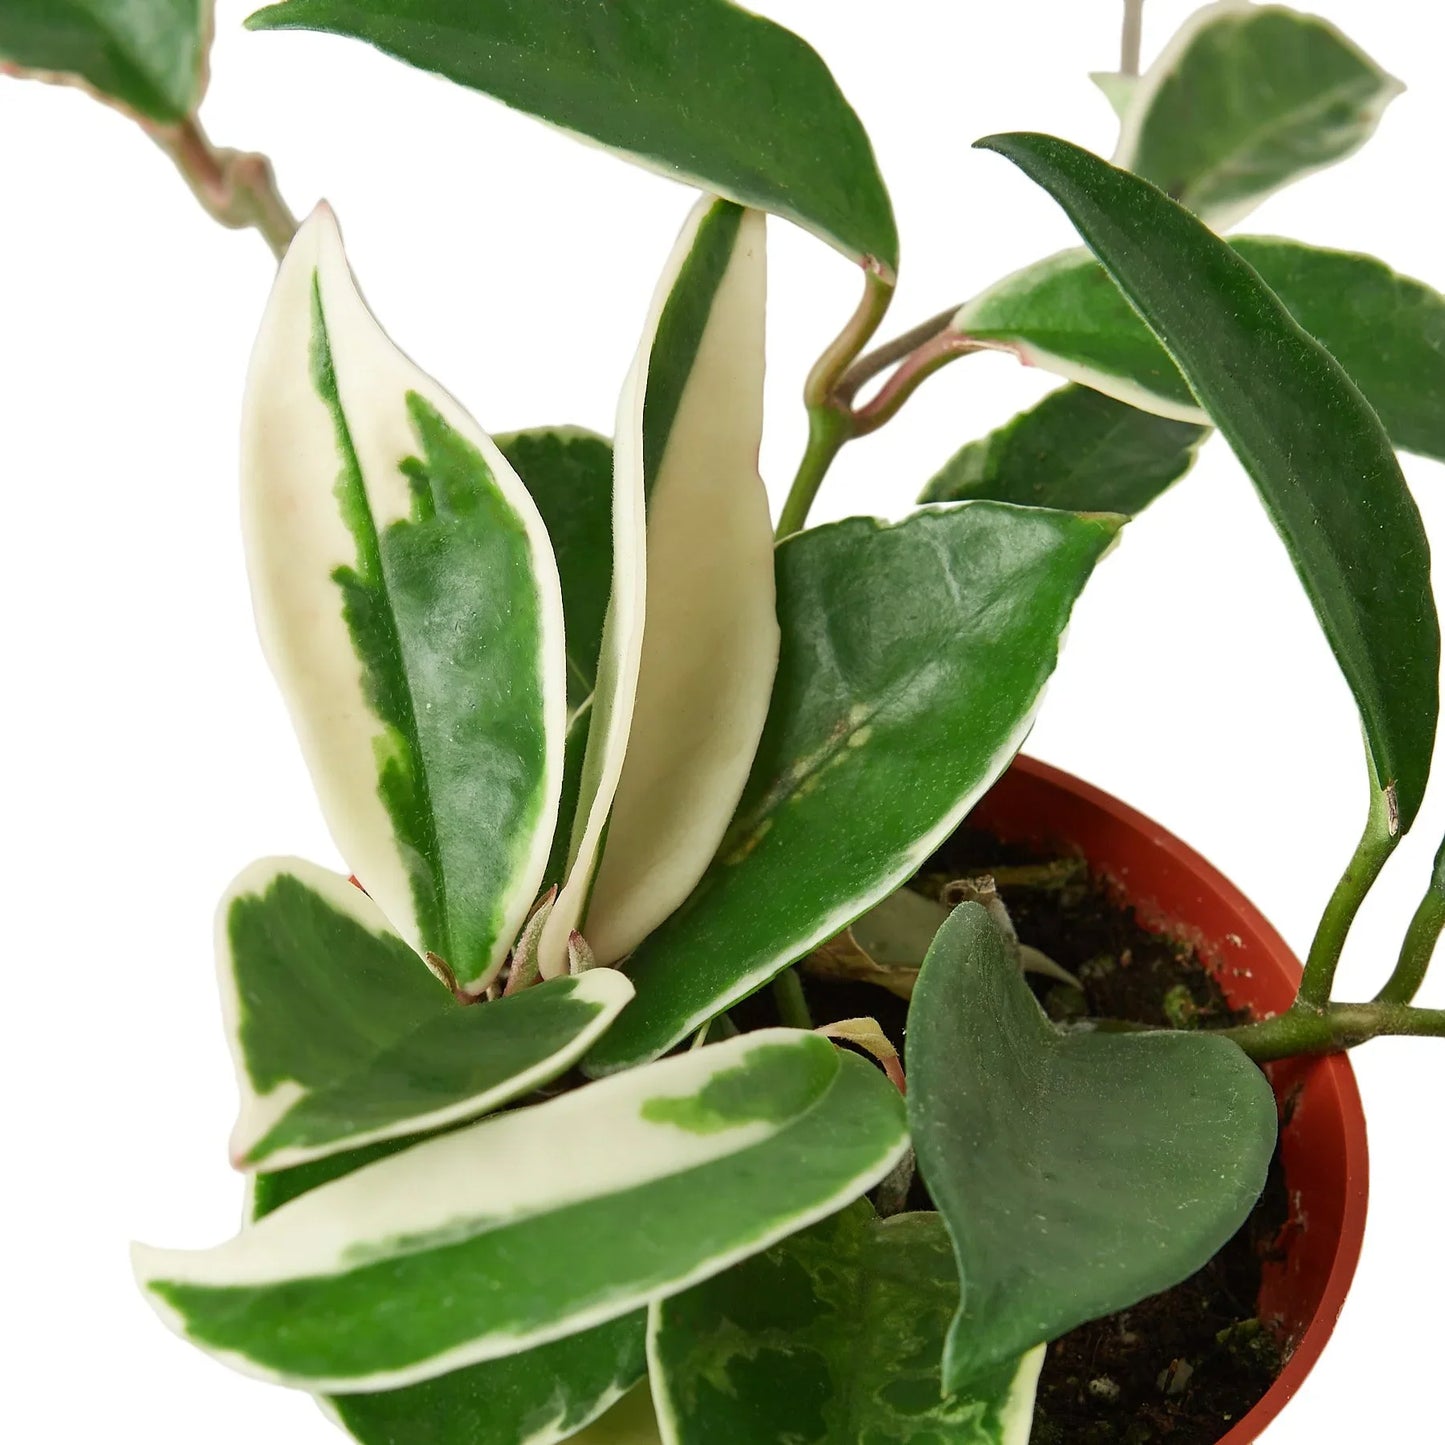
[
  {"x1": 242, "y1": 206, "x2": 567, "y2": 994},
  {"x1": 1114, "y1": 2, "x2": 1400, "y2": 229},
  {"x1": 248, "y1": 1120, "x2": 648, "y2": 1445},
  {"x1": 976, "y1": 134, "x2": 1440, "y2": 834},
  {"x1": 585, "y1": 503, "x2": 1122, "y2": 1075},
  {"x1": 135, "y1": 1029, "x2": 907, "y2": 1392},
  {"x1": 0, "y1": 0, "x2": 208, "y2": 123},
  {"x1": 957, "y1": 239, "x2": 1445, "y2": 464},
  {"x1": 498, "y1": 428, "x2": 614, "y2": 718},
  {"x1": 220, "y1": 858, "x2": 632, "y2": 1172},
  {"x1": 246, "y1": 0, "x2": 896, "y2": 269},
  {"x1": 909, "y1": 902, "x2": 1278, "y2": 1390},
  {"x1": 921, "y1": 385, "x2": 1207, "y2": 515},
  {"x1": 649, "y1": 1199, "x2": 1044, "y2": 1444},
  {"x1": 541, "y1": 198, "x2": 778, "y2": 973}
]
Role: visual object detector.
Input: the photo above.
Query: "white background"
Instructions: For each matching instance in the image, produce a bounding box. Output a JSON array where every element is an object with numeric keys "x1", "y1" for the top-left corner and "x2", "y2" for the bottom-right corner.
[{"x1": 2, "y1": 1, "x2": 1441, "y2": 1438}]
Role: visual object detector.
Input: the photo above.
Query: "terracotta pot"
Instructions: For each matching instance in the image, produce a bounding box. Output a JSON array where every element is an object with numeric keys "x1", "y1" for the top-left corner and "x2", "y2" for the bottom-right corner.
[{"x1": 967, "y1": 756, "x2": 1369, "y2": 1443}]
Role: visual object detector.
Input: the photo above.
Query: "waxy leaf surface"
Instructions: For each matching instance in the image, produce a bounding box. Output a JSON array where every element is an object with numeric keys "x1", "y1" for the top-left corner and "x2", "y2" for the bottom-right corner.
[
  {"x1": 333, "y1": 1323, "x2": 647, "y2": 1445},
  {"x1": 909, "y1": 904, "x2": 1278, "y2": 1389},
  {"x1": 242, "y1": 207, "x2": 566, "y2": 993},
  {"x1": 586, "y1": 504, "x2": 1121, "y2": 1074},
  {"x1": 649, "y1": 1199, "x2": 1043, "y2": 1445},
  {"x1": 977, "y1": 134, "x2": 1439, "y2": 831},
  {"x1": 220, "y1": 858, "x2": 632, "y2": 1171},
  {"x1": 1114, "y1": 1, "x2": 1400, "y2": 229},
  {"x1": 0, "y1": 0, "x2": 207, "y2": 122},
  {"x1": 957, "y1": 239, "x2": 1445, "y2": 464},
  {"x1": 248, "y1": 1114, "x2": 648, "y2": 1445},
  {"x1": 247, "y1": 0, "x2": 896, "y2": 268},
  {"x1": 542, "y1": 198, "x2": 778, "y2": 972},
  {"x1": 921, "y1": 384, "x2": 1207, "y2": 516},
  {"x1": 136, "y1": 1030, "x2": 908, "y2": 1392},
  {"x1": 498, "y1": 428, "x2": 614, "y2": 716}
]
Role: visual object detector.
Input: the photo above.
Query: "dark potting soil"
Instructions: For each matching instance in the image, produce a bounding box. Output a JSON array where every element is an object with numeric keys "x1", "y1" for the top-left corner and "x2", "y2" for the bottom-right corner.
[{"x1": 780, "y1": 826, "x2": 1290, "y2": 1445}]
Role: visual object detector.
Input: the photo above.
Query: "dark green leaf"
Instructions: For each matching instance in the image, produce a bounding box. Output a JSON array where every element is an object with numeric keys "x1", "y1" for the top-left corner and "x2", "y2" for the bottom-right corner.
[
  {"x1": 332, "y1": 1319, "x2": 647, "y2": 1445},
  {"x1": 977, "y1": 133, "x2": 1439, "y2": 831},
  {"x1": 909, "y1": 903, "x2": 1278, "y2": 1390},
  {"x1": 246, "y1": 0, "x2": 897, "y2": 268},
  {"x1": 920, "y1": 385, "x2": 1207, "y2": 515},
  {"x1": 249, "y1": 1116, "x2": 647, "y2": 1445},
  {"x1": 957, "y1": 239, "x2": 1445, "y2": 465},
  {"x1": 498, "y1": 428, "x2": 613, "y2": 715},
  {"x1": 649, "y1": 1199, "x2": 1042, "y2": 1444},
  {"x1": 0, "y1": 0, "x2": 207, "y2": 122},
  {"x1": 585, "y1": 504, "x2": 1122, "y2": 1075},
  {"x1": 1115, "y1": 2, "x2": 1400, "y2": 228}
]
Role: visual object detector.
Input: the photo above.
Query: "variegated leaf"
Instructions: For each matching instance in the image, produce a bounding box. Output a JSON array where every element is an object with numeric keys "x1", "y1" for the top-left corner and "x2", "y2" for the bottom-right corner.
[
  {"x1": 649, "y1": 1200, "x2": 1043, "y2": 1444},
  {"x1": 134, "y1": 1029, "x2": 908, "y2": 1393},
  {"x1": 541, "y1": 198, "x2": 779, "y2": 972},
  {"x1": 955, "y1": 239, "x2": 1445, "y2": 464},
  {"x1": 219, "y1": 857, "x2": 632, "y2": 1172},
  {"x1": 248, "y1": 1133, "x2": 649, "y2": 1445},
  {"x1": 1114, "y1": 2, "x2": 1400, "y2": 230},
  {"x1": 242, "y1": 206, "x2": 566, "y2": 994},
  {"x1": 586, "y1": 504, "x2": 1121, "y2": 1074}
]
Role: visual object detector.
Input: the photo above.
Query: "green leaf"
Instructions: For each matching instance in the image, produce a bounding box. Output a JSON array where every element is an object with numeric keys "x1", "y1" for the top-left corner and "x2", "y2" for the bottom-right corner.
[
  {"x1": 541, "y1": 198, "x2": 778, "y2": 973},
  {"x1": 1114, "y1": 1, "x2": 1400, "y2": 229},
  {"x1": 245, "y1": 0, "x2": 896, "y2": 269},
  {"x1": 649, "y1": 1199, "x2": 1044, "y2": 1445},
  {"x1": 219, "y1": 858, "x2": 632, "y2": 1172},
  {"x1": 135, "y1": 1030, "x2": 908, "y2": 1392},
  {"x1": 333, "y1": 1321, "x2": 647, "y2": 1445},
  {"x1": 498, "y1": 428, "x2": 614, "y2": 717},
  {"x1": 976, "y1": 134, "x2": 1439, "y2": 831},
  {"x1": 920, "y1": 385, "x2": 1207, "y2": 515},
  {"x1": 585, "y1": 503, "x2": 1122, "y2": 1075},
  {"x1": 242, "y1": 206, "x2": 567, "y2": 994},
  {"x1": 957, "y1": 239, "x2": 1445, "y2": 464},
  {"x1": 909, "y1": 902, "x2": 1278, "y2": 1391},
  {"x1": 0, "y1": 0, "x2": 207, "y2": 123},
  {"x1": 248, "y1": 1112, "x2": 647, "y2": 1445}
]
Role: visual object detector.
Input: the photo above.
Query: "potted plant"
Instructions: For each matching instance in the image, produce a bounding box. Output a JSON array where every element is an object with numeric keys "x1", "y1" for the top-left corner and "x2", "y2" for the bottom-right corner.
[{"x1": 7, "y1": 1, "x2": 1443, "y2": 1440}]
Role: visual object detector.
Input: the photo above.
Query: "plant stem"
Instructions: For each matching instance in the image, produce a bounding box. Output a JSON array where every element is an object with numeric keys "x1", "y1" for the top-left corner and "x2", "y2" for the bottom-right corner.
[
  {"x1": 803, "y1": 263, "x2": 896, "y2": 410},
  {"x1": 776, "y1": 265, "x2": 895, "y2": 539},
  {"x1": 777, "y1": 403, "x2": 853, "y2": 539},
  {"x1": 772, "y1": 967, "x2": 815, "y2": 1030},
  {"x1": 1295, "y1": 786, "x2": 1398, "y2": 1008},
  {"x1": 1120, "y1": 0, "x2": 1146, "y2": 77},
  {"x1": 838, "y1": 306, "x2": 957, "y2": 404},
  {"x1": 147, "y1": 115, "x2": 298, "y2": 259},
  {"x1": 1219, "y1": 999, "x2": 1445, "y2": 1062},
  {"x1": 851, "y1": 332, "x2": 979, "y2": 437},
  {"x1": 1375, "y1": 836, "x2": 1445, "y2": 1005}
]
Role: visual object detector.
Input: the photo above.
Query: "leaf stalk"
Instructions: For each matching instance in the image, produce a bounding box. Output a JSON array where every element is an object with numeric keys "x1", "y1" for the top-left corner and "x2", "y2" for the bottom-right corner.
[{"x1": 147, "y1": 115, "x2": 298, "y2": 259}]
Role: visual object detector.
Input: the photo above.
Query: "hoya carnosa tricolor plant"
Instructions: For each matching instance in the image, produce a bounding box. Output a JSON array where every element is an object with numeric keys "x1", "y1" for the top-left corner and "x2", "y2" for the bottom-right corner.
[{"x1": 134, "y1": 182, "x2": 1120, "y2": 1435}]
